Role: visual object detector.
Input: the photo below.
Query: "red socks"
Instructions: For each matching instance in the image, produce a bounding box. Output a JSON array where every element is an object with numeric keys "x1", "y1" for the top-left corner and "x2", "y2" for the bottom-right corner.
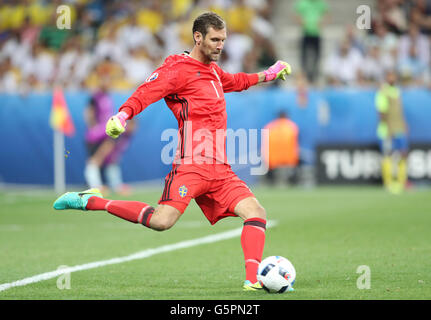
[
  {"x1": 86, "y1": 197, "x2": 154, "y2": 227},
  {"x1": 241, "y1": 217, "x2": 266, "y2": 283}
]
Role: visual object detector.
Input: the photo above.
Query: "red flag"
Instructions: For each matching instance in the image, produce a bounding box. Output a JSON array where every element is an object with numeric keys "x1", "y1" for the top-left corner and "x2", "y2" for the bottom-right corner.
[{"x1": 50, "y1": 86, "x2": 75, "y2": 136}]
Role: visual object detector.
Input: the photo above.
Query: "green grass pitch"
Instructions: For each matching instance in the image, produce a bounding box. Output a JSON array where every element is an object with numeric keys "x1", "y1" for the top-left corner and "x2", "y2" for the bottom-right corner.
[{"x1": 0, "y1": 186, "x2": 430, "y2": 300}]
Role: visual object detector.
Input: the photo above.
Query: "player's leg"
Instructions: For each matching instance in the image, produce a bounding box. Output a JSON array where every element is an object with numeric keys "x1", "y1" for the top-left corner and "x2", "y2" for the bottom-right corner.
[
  {"x1": 84, "y1": 139, "x2": 115, "y2": 190},
  {"x1": 380, "y1": 137, "x2": 393, "y2": 190},
  {"x1": 54, "y1": 166, "x2": 199, "y2": 231},
  {"x1": 89, "y1": 197, "x2": 181, "y2": 231},
  {"x1": 196, "y1": 170, "x2": 267, "y2": 290},
  {"x1": 147, "y1": 204, "x2": 182, "y2": 231},
  {"x1": 234, "y1": 196, "x2": 267, "y2": 289},
  {"x1": 394, "y1": 134, "x2": 409, "y2": 191},
  {"x1": 101, "y1": 201, "x2": 182, "y2": 231},
  {"x1": 54, "y1": 189, "x2": 182, "y2": 231},
  {"x1": 397, "y1": 152, "x2": 408, "y2": 189}
]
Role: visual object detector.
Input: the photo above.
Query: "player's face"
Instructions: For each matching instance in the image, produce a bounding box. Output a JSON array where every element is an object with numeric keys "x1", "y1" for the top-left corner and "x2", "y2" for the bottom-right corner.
[
  {"x1": 386, "y1": 71, "x2": 397, "y2": 85},
  {"x1": 200, "y1": 27, "x2": 226, "y2": 62}
]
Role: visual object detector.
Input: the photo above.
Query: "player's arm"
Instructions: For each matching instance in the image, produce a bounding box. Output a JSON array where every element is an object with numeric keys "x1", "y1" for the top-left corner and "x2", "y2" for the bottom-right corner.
[
  {"x1": 218, "y1": 60, "x2": 291, "y2": 93},
  {"x1": 258, "y1": 60, "x2": 292, "y2": 83},
  {"x1": 106, "y1": 63, "x2": 179, "y2": 139}
]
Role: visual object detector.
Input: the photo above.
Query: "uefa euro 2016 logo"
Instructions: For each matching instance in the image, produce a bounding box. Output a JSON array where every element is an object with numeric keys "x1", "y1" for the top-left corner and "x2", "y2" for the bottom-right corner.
[{"x1": 179, "y1": 185, "x2": 188, "y2": 198}]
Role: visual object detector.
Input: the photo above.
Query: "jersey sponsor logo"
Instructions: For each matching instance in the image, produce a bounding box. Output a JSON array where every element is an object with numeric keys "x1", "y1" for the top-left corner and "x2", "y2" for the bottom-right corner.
[
  {"x1": 146, "y1": 72, "x2": 159, "y2": 82},
  {"x1": 179, "y1": 185, "x2": 188, "y2": 198}
]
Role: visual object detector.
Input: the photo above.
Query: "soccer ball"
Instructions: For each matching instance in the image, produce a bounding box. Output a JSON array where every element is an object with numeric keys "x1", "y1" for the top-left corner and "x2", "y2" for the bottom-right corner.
[{"x1": 257, "y1": 255, "x2": 296, "y2": 293}]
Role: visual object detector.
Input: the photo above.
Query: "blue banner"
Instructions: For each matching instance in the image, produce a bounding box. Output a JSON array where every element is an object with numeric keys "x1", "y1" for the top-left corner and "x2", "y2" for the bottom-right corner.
[{"x1": 1, "y1": 88, "x2": 430, "y2": 185}]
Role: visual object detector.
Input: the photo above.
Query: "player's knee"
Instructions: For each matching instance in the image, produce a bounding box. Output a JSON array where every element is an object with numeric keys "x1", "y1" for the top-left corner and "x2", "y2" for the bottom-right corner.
[
  {"x1": 235, "y1": 197, "x2": 267, "y2": 221},
  {"x1": 255, "y1": 205, "x2": 267, "y2": 220},
  {"x1": 150, "y1": 218, "x2": 174, "y2": 231},
  {"x1": 152, "y1": 222, "x2": 172, "y2": 231},
  {"x1": 149, "y1": 206, "x2": 180, "y2": 231},
  {"x1": 246, "y1": 204, "x2": 267, "y2": 221}
]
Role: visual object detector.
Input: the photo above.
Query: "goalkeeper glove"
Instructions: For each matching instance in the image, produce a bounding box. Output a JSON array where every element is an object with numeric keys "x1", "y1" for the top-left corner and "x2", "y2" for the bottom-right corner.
[
  {"x1": 263, "y1": 60, "x2": 292, "y2": 82},
  {"x1": 105, "y1": 111, "x2": 129, "y2": 139}
]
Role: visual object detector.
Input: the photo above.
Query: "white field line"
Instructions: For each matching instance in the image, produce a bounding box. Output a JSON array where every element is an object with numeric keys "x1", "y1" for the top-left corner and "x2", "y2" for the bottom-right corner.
[{"x1": 0, "y1": 220, "x2": 277, "y2": 293}]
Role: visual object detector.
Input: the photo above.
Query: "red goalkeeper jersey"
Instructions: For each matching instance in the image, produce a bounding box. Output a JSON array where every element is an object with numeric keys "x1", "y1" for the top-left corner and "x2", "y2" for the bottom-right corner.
[{"x1": 119, "y1": 53, "x2": 259, "y2": 166}]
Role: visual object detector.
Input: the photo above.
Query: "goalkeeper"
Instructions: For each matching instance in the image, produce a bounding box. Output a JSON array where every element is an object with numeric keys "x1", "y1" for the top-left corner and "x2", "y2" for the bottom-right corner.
[{"x1": 54, "y1": 12, "x2": 292, "y2": 291}]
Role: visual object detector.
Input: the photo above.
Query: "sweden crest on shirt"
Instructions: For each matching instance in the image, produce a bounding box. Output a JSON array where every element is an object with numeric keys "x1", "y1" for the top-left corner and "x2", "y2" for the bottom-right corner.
[{"x1": 179, "y1": 185, "x2": 188, "y2": 198}]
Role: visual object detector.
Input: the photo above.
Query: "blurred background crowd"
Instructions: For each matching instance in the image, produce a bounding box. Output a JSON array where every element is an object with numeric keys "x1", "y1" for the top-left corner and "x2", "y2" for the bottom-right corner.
[
  {"x1": 0, "y1": 0, "x2": 430, "y2": 93},
  {"x1": 0, "y1": 0, "x2": 278, "y2": 93}
]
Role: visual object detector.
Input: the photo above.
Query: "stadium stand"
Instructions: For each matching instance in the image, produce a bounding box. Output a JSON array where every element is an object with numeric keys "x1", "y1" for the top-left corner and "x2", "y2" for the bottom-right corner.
[{"x1": 0, "y1": 0, "x2": 430, "y2": 92}]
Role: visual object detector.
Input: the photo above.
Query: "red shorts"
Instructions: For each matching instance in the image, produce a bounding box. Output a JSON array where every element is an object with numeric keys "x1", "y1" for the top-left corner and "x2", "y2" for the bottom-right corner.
[{"x1": 158, "y1": 164, "x2": 254, "y2": 225}]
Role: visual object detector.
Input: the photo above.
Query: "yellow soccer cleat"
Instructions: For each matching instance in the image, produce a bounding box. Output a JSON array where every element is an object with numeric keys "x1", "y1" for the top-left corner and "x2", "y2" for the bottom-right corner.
[{"x1": 243, "y1": 280, "x2": 263, "y2": 291}]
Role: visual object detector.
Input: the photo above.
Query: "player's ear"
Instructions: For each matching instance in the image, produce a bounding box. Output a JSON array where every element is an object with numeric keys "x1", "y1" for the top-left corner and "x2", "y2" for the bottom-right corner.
[{"x1": 194, "y1": 31, "x2": 202, "y2": 46}]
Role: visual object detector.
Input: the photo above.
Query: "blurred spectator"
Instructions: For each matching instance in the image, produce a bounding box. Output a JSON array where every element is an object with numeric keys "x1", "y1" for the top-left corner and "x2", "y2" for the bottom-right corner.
[
  {"x1": 19, "y1": 15, "x2": 41, "y2": 47},
  {"x1": 324, "y1": 38, "x2": 364, "y2": 86},
  {"x1": 122, "y1": 46, "x2": 154, "y2": 86},
  {"x1": 360, "y1": 44, "x2": 385, "y2": 86},
  {"x1": 222, "y1": 32, "x2": 253, "y2": 73},
  {"x1": 26, "y1": 0, "x2": 53, "y2": 28},
  {"x1": 227, "y1": 0, "x2": 256, "y2": 35},
  {"x1": 6, "y1": 0, "x2": 26, "y2": 31},
  {"x1": 84, "y1": 0, "x2": 106, "y2": 28},
  {"x1": 56, "y1": 37, "x2": 79, "y2": 86},
  {"x1": 294, "y1": 0, "x2": 329, "y2": 84},
  {"x1": 411, "y1": 0, "x2": 431, "y2": 35},
  {"x1": 13, "y1": 0, "x2": 431, "y2": 91},
  {"x1": 70, "y1": 39, "x2": 96, "y2": 90},
  {"x1": 20, "y1": 42, "x2": 56, "y2": 91},
  {"x1": 102, "y1": 118, "x2": 137, "y2": 195},
  {"x1": 84, "y1": 77, "x2": 116, "y2": 192},
  {"x1": 116, "y1": 14, "x2": 155, "y2": 52},
  {"x1": 366, "y1": 19, "x2": 399, "y2": 72},
  {"x1": 84, "y1": 77, "x2": 136, "y2": 194},
  {"x1": 344, "y1": 24, "x2": 367, "y2": 55},
  {"x1": 376, "y1": 0, "x2": 408, "y2": 34},
  {"x1": 242, "y1": 33, "x2": 277, "y2": 74},
  {"x1": 0, "y1": 31, "x2": 31, "y2": 68},
  {"x1": 398, "y1": 42, "x2": 428, "y2": 85},
  {"x1": 295, "y1": 71, "x2": 309, "y2": 107},
  {"x1": 74, "y1": 6, "x2": 99, "y2": 50},
  {"x1": 55, "y1": 36, "x2": 94, "y2": 90},
  {"x1": 397, "y1": 23, "x2": 430, "y2": 84},
  {"x1": 136, "y1": 0, "x2": 165, "y2": 35},
  {"x1": 375, "y1": 69, "x2": 409, "y2": 194},
  {"x1": 85, "y1": 56, "x2": 133, "y2": 91},
  {"x1": 218, "y1": 0, "x2": 256, "y2": 73},
  {"x1": 246, "y1": 0, "x2": 277, "y2": 72},
  {"x1": 0, "y1": 0, "x2": 283, "y2": 92},
  {"x1": 158, "y1": 14, "x2": 190, "y2": 56},
  {"x1": 262, "y1": 111, "x2": 300, "y2": 186},
  {"x1": 0, "y1": 56, "x2": 21, "y2": 93},
  {"x1": 94, "y1": 22, "x2": 125, "y2": 63},
  {"x1": 38, "y1": 9, "x2": 72, "y2": 51}
]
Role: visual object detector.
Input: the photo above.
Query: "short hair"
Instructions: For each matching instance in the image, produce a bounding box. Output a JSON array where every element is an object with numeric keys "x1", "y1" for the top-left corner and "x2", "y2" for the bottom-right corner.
[
  {"x1": 192, "y1": 12, "x2": 226, "y2": 42},
  {"x1": 278, "y1": 111, "x2": 288, "y2": 119}
]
